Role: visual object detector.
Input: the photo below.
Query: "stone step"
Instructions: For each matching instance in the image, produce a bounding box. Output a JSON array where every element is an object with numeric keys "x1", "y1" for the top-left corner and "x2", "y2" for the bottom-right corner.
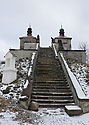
[
  {"x1": 36, "y1": 65, "x2": 61, "y2": 68},
  {"x1": 32, "y1": 95, "x2": 73, "y2": 100},
  {"x1": 33, "y1": 83, "x2": 69, "y2": 87},
  {"x1": 35, "y1": 72, "x2": 65, "y2": 75},
  {"x1": 32, "y1": 91, "x2": 72, "y2": 96},
  {"x1": 37, "y1": 59, "x2": 55, "y2": 64},
  {"x1": 35, "y1": 76, "x2": 66, "y2": 80},
  {"x1": 36, "y1": 69, "x2": 62, "y2": 72},
  {"x1": 36, "y1": 66, "x2": 62, "y2": 69},
  {"x1": 32, "y1": 99, "x2": 74, "y2": 104},
  {"x1": 36, "y1": 65, "x2": 61, "y2": 67},
  {"x1": 33, "y1": 86, "x2": 70, "y2": 89},
  {"x1": 36, "y1": 64, "x2": 61, "y2": 67},
  {"x1": 36, "y1": 63, "x2": 61, "y2": 65},
  {"x1": 33, "y1": 83, "x2": 68, "y2": 86},
  {"x1": 65, "y1": 105, "x2": 83, "y2": 116},
  {"x1": 36, "y1": 65, "x2": 62, "y2": 67},
  {"x1": 34, "y1": 81, "x2": 68, "y2": 84},
  {"x1": 33, "y1": 85, "x2": 69, "y2": 88},
  {"x1": 33, "y1": 88, "x2": 71, "y2": 93},
  {"x1": 36, "y1": 69, "x2": 61, "y2": 72},
  {"x1": 39, "y1": 103, "x2": 75, "y2": 108},
  {"x1": 35, "y1": 75, "x2": 65, "y2": 77},
  {"x1": 36, "y1": 67, "x2": 61, "y2": 69},
  {"x1": 36, "y1": 73, "x2": 64, "y2": 76},
  {"x1": 35, "y1": 77, "x2": 67, "y2": 82},
  {"x1": 35, "y1": 69, "x2": 65, "y2": 75}
]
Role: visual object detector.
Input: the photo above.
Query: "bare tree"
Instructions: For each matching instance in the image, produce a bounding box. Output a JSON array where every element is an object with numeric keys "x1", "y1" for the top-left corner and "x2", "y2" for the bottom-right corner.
[
  {"x1": 79, "y1": 42, "x2": 89, "y2": 64},
  {"x1": 79, "y1": 42, "x2": 87, "y2": 50}
]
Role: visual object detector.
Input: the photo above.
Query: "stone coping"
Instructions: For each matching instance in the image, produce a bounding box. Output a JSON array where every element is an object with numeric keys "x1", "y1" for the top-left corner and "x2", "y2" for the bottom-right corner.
[{"x1": 9, "y1": 49, "x2": 38, "y2": 51}]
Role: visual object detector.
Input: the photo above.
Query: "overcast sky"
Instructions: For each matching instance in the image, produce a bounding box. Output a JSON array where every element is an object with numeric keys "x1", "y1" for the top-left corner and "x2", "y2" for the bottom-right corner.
[{"x1": 0, "y1": 0, "x2": 89, "y2": 60}]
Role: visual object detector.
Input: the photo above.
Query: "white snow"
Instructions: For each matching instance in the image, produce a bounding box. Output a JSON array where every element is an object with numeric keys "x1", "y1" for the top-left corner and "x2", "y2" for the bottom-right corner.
[
  {"x1": 24, "y1": 80, "x2": 29, "y2": 89},
  {"x1": 0, "y1": 111, "x2": 19, "y2": 125},
  {"x1": 28, "y1": 66, "x2": 32, "y2": 76},
  {"x1": 0, "y1": 108, "x2": 89, "y2": 125},
  {"x1": 24, "y1": 52, "x2": 36, "y2": 89},
  {"x1": 36, "y1": 43, "x2": 39, "y2": 50},
  {"x1": 0, "y1": 110, "x2": 33, "y2": 125},
  {"x1": 70, "y1": 63, "x2": 89, "y2": 98},
  {"x1": 0, "y1": 57, "x2": 31, "y2": 100},
  {"x1": 31, "y1": 52, "x2": 36, "y2": 64},
  {"x1": 0, "y1": 84, "x2": 8, "y2": 91},
  {"x1": 53, "y1": 44, "x2": 58, "y2": 57},
  {"x1": 28, "y1": 52, "x2": 36, "y2": 76},
  {"x1": 34, "y1": 108, "x2": 89, "y2": 125},
  {"x1": 60, "y1": 53, "x2": 88, "y2": 99},
  {"x1": 65, "y1": 105, "x2": 81, "y2": 110},
  {"x1": 19, "y1": 95, "x2": 27, "y2": 99}
]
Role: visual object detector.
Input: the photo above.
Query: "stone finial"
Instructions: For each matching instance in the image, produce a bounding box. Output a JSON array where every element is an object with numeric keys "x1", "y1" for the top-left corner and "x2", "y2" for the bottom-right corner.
[
  {"x1": 59, "y1": 25, "x2": 65, "y2": 36},
  {"x1": 27, "y1": 25, "x2": 32, "y2": 36}
]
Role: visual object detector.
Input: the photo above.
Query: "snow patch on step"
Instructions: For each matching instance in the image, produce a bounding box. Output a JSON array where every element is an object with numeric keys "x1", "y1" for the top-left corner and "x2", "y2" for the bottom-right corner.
[{"x1": 65, "y1": 105, "x2": 81, "y2": 110}]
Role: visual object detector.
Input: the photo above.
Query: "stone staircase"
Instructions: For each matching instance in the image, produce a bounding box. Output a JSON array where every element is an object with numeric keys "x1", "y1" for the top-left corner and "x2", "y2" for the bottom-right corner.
[{"x1": 31, "y1": 47, "x2": 75, "y2": 108}]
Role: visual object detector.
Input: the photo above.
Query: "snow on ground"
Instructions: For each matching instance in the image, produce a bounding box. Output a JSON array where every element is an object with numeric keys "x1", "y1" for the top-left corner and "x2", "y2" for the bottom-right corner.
[
  {"x1": 0, "y1": 111, "x2": 19, "y2": 125},
  {"x1": 33, "y1": 108, "x2": 89, "y2": 125},
  {"x1": 0, "y1": 92, "x2": 39, "y2": 125},
  {"x1": 60, "y1": 53, "x2": 87, "y2": 99},
  {"x1": 0, "y1": 57, "x2": 32, "y2": 101},
  {"x1": 0, "y1": 58, "x2": 40, "y2": 125},
  {"x1": 0, "y1": 105, "x2": 89, "y2": 125},
  {"x1": 67, "y1": 59, "x2": 89, "y2": 97}
]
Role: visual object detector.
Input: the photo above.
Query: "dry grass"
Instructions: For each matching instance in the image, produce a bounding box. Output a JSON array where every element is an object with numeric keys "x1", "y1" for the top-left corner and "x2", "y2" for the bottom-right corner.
[{"x1": 0, "y1": 94, "x2": 39, "y2": 124}]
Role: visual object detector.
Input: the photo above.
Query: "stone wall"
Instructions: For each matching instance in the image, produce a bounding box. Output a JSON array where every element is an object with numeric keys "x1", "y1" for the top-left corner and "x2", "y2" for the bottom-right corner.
[
  {"x1": 24, "y1": 43, "x2": 37, "y2": 49},
  {"x1": 59, "y1": 50, "x2": 86, "y2": 63},
  {"x1": 9, "y1": 49, "x2": 37, "y2": 61},
  {"x1": 19, "y1": 37, "x2": 39, "y2": 50},
  {"x1": 53, "y1": 37, "x2": 71, "y2": 51}
]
